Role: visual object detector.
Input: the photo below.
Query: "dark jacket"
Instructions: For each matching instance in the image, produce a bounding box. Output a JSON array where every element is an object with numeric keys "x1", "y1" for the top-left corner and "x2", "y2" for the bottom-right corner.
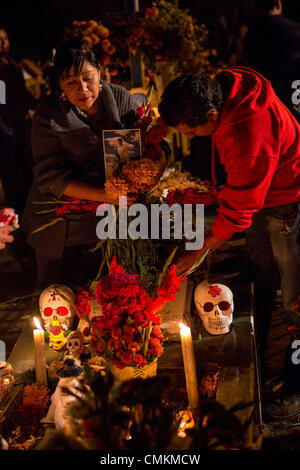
[
  {"x1": 244, "y1": 14, "x2": 300, "y2": 121},
  {"x1": 22, "y1": 80, "x2": 137, "y2": 258}
]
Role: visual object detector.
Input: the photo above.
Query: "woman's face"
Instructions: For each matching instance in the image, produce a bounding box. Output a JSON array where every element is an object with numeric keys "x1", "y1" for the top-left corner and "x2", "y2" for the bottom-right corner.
[
  {"x1": 59, "y1": 60, "x2": 101, "y2": 114},
  {"x1": 0, "y1": 29, "x2": 10, "y2": 57}
]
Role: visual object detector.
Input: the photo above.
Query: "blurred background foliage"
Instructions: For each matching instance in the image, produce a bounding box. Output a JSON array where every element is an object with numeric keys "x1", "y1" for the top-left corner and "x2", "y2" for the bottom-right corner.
[{"x1": 2, "y1": 0, "x2": 300, "y2": 63}]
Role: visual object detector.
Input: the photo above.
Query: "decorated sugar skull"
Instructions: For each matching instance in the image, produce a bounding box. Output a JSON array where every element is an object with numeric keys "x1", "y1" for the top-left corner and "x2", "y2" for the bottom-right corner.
[
  {"x1": 0, "y1": 362, "x2": 14, "y2": 403},
  {"x1": 194, "y1": 281, "x2": 234, "y2": 335},
  {"x1": 66, "y1": 331, "x2": 83, "y2": 359},
  {"x1": 39, "y1": 285, "x2": 75, "y2": 331}
]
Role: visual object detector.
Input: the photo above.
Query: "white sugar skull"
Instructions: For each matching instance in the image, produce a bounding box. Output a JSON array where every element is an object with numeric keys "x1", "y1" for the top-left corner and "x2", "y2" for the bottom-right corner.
[
  {"x1": 39, "y1": 285, "x2": 75, "y2": 331},
  {"x1": 66, "y1": 331, "x2": 83, "y2": 359},
  {"x1": 0, "y1": 362, "x2": 14, "y2": 403},
  {"x1": 194, "y1": 281, "x2": 234, "y2": 335}
]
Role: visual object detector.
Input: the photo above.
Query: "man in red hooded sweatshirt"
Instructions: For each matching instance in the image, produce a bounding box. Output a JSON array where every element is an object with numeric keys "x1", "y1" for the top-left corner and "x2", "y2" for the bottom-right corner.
[{"x1": 158, "y1": 67, "x2": 300, "y2": 420}]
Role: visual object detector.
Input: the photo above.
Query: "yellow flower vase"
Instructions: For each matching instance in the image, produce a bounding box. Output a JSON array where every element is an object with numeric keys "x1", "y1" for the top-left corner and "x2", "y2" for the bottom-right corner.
[{"x1": 109, "y1": 359, "x2": 158, "y2": 384}]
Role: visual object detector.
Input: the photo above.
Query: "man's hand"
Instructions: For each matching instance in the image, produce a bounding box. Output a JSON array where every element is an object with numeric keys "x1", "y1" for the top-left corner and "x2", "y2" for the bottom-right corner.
[
  {"x1": 0, "y1": 225, "x2": 14, "y2": 250},
  {"x1": 176, "y1": 247, "x2": 208, "y2": 276}
]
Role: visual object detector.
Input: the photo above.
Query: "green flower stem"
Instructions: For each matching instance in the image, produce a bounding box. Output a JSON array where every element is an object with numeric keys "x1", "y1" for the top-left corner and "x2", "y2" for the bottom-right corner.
[
  {"x1": 30, "y1": 218, "x2": 64, "y2": 234},
  {"x1": 32, "y1": 200, "x2": 77, "y2": 205},
  {"x1": 184, "y1": 249, "x2": 210, "y2": 276},
  {"x1": 143, "y1": 320, "x2": 152, "y2": 358}
]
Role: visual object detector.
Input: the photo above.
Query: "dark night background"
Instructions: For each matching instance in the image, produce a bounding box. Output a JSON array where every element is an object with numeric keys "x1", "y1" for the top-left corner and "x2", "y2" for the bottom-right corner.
[{"x1": 1, "y1": 0, "x2": 300, "y2": 63}]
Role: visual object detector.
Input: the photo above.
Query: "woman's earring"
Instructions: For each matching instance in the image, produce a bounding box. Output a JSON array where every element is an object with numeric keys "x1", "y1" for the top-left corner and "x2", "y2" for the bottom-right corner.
[
  {"x1": 60, "y1": 91, "x2": 67, "y2": 101},
  {"x1": 99, "y1": 82, "x2": 103, "y2": 92}
]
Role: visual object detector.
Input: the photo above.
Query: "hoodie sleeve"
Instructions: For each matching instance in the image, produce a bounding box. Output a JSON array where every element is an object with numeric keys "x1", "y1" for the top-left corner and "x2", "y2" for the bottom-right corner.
[{"x1": 211, "y1": 154, "x2": 278, "y2": 240}]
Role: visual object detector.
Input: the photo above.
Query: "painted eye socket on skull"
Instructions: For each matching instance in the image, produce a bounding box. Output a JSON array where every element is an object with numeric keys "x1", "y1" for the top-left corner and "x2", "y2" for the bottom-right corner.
[
  {"x1": 43, "y1": 306, "x2": 69, "y2": 316},
  {"x1": 202, "y1": 301, "x2": 231, "y2": 312}
]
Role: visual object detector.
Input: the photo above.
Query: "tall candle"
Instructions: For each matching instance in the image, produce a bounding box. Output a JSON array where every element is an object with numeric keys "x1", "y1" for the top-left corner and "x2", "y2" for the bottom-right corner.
[
  {"x1": 33, "y1": 317, "x2": 48, "y2": 386},
  {"x1": 179, "y1": 322, "x2": 199, "y2": 411}
]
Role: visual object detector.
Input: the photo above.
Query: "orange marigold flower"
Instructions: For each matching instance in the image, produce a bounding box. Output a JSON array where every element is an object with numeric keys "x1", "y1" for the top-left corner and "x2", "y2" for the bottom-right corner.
[{"x1": 82, "y1": 36, "x2": 93, "y2": 48}]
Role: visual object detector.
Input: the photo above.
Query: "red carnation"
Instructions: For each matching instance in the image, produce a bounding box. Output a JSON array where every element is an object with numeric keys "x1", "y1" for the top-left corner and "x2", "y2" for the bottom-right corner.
[
  {"x1": 90, "y1": 337, "x2": 105, "y2": 355},
  {"x1": 135, "y1": 353, "x2": 147, "y2": 368},
  {"x1": 111, "y1": 327, "x2": 122, "y2": 339},
  {"x1": 118, "y1": 350, "x2": 134, "y2": 366},
  {"x1": 151, "y1": 326, "x2": 164, "y2": 342},
  {"x1": 147, "y1": 337, "x2": 163, "y2": 356},
  {"x1": 127, "y1": 342, "x2": 140, "y2": 353}
]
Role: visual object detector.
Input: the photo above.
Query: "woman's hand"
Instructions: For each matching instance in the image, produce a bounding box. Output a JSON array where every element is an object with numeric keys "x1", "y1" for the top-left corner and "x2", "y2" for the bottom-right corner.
[
  {"x1": 64, "y1": 182, "x2": 137, "y2": 206},
  {"x1": 106, "y1": 193, "x2": 137, "y2": 207},
  {"x1": 0, "y1": 225, "x2": 14, "y2": 250}
]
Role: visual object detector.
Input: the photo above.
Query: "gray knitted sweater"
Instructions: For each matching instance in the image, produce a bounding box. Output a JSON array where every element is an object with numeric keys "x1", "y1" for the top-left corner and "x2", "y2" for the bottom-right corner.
[{"x1": 22, "y1": 81, "x2": 137, "y2": 257}]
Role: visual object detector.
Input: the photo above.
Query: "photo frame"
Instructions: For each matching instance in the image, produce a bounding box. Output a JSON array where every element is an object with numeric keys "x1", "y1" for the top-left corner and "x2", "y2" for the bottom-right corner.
[{"x1": 102, "y1": 128, "x2": 142, "y2": 181}]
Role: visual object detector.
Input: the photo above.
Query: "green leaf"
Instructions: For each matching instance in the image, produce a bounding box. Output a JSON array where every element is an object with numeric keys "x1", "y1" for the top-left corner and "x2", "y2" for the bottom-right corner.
[
  {"x1": 89, "y1": 238, "x2": 107, "y2": 253},
  {"x1": 30, "y1": 217, "x2": 64, "y2": 234},
  {"x1": 32, "y1": 200, "x2": 74, "y2": 205},
  {"x1": 185, "y1": 249, "x2": 210, "y2": 276},
  {"x1": 34, "y1": 208, "x2": 59, "y2": 215},
  {"x1": 145, "y1": 85, "x2": 154, "y2": 107}
]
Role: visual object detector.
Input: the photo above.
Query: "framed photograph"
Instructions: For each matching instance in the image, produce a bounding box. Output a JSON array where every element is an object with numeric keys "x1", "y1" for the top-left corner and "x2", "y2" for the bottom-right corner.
[{"x1": 102, "y1": 128, "x2": 142, "y2": 180}]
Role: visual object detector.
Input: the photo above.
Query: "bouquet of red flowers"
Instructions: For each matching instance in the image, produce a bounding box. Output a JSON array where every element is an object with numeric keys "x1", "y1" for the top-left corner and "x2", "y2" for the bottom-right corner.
[
  {"x1": 81, "y1": 256, "x2": 186, "y2": 369},
  {"x1": 135, "y1": 86, "x2": 169, "y2": 161},
  {"x1": 166, "y1": 184, "x2": 216, "y2": 207}
]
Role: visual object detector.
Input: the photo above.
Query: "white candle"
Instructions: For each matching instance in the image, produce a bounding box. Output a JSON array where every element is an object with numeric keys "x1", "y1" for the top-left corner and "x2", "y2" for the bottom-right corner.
[
  {"x1": 179, "y1": 322, "x2": 199, "y2": 411},
  {"x1": 33, "y1": 317, "x2": 48, "y2": 386}
]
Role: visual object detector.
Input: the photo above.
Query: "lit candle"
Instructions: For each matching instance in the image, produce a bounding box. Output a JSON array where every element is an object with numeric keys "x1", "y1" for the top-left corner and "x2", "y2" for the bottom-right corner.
[
  {"x1": 33, "y1": 317, "x2": 48, "y2": 386},
  {"x1": 179, "y1": 322, "x2": 199, "y2": 411}
]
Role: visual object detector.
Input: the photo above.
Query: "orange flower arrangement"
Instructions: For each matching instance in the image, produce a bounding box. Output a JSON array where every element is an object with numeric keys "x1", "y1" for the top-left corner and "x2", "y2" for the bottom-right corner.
[
  {"x1": 63, "y1": 19, "x2": 116, "y2": 68},
  {"x1": 126, "y1": 0, "x2": 224, "y2": 75}
]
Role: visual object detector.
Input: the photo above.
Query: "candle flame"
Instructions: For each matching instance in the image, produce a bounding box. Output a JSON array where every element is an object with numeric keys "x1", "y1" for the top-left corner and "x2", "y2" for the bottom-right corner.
[
  {"x1": 34, "y1": 317, "x2": 43, "y2": 330},
  {"x1": 179, "y1": 322, "x2": 190, "y2": 334}
]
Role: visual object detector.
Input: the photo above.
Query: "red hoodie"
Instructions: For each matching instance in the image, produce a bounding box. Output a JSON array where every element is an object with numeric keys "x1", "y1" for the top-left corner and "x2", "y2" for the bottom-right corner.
[{"x1": 211, "y1": 66, "x2": 300, "y2": 241}]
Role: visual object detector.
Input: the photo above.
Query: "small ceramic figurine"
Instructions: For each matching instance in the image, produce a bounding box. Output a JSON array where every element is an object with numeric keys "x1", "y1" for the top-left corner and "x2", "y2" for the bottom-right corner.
[
  {"x1": 41, "y1": 358, "x2": 83, "y2": 432},
  {"x1": 194, "y1": 281, "x2": 234, "y2": 335},
  {"x1": 66, "y1": 331, "x2": 84, "y2": 359},
  {"x1": 48, "y1": 318, "x2": 68, "y2": 352}
]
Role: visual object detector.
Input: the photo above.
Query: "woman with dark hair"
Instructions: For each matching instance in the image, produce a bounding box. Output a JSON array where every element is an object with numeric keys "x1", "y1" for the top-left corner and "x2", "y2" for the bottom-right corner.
[{"x1": 22, "y1": 39, "x2": 138, "y2": 287}]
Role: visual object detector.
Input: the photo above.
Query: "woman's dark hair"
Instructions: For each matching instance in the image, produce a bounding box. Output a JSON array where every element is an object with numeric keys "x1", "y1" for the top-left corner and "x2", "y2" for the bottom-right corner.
[
  {"x1": 54, "y1": 38, "x2": 100, "y2": 86},
  {"x1": 158, "y1": 74, "x2": 224, "y2": 128}
]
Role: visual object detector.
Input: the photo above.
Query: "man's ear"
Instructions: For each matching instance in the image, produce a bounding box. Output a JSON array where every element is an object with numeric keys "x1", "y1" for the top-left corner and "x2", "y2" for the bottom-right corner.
[{"x1": 206, "y1": 109, "x2": 219, "y2": 121}]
